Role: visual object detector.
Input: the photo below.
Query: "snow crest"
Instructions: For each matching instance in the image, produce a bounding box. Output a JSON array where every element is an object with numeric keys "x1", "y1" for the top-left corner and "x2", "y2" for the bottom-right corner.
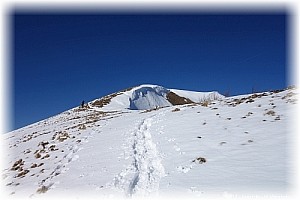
[{"x1": 129, "y1": 86, "x2": 172, "y2": 110}]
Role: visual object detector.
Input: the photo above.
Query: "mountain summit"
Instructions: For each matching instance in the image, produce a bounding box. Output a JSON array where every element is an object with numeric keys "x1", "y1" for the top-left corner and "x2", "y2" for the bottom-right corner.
[
  {"x1": 90, "y1": 84, "x2": 224, "y2": 111},
  {"x1": 1, "y1": 85, "x2": 296, "y2": 199}
]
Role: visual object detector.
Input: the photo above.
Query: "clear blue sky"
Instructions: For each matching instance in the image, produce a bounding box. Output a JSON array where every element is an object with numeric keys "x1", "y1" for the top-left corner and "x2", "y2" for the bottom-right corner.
[{"x1": 12, "y1": 11, "x2": 288, "y2": 130}]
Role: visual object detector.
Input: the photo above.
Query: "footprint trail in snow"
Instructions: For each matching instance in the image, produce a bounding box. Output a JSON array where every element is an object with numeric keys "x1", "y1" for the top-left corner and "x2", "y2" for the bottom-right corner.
[{"x1": 114, "y1": 116, "x2": 165, "y2": 197}]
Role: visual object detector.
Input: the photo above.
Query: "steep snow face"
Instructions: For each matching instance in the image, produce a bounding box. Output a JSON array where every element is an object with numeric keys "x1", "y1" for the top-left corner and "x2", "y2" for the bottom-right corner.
[
  {"x1": 129, "y1": 85, "x2": 172, "y2": 110},
  {"x1": 100, "y1": 84, "x2": 224, "y2": 111}
]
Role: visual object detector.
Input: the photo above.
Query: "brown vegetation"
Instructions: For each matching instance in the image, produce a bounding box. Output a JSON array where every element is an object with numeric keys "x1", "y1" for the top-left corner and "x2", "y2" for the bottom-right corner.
[
  {"x1": 30, "y1": 163, "x2": 38, "y2": 168},
  {"x1": 16, "y1": 169, "x2": 29, "y2": 178},
  {"x1": 11, "y1": 159, "x2": 24, "y2": 171},
  {"x1": 91, "y1": 87, "x2": 134, "y2": 108},
  {"x1": 200, "y1": 101, "x2": 210, "y2": 107},
  {"x1": 265, "y1": 110, "x2": 276, "y2": 116},
  {"x1": 36, "y1": 186, "x2": 49, "y2": 194},
  {"x1": 35, "y1": 153, "x2": 42, "y2": 159},
  {"x1": 227, "y1": 92, "x2": 268, "y2": 107},
  {"x1": 78, "y1": 124, "x2": 86, "y2": 130},
  {"x1": 166, "y1": 92, "x2": 194, "y2": 105},
  {"x1": 91, "y1": 86, "x2": 135, "y2": 108},
  {"x1": 41, "y1": 154, "x2": 50, "y2": 159},
  {"x1": 53, "y1": 131, "x2": 70, "y2": 142}
]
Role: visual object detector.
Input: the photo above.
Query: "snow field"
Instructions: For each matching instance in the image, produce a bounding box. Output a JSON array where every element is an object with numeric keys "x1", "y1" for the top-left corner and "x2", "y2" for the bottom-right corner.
[{"x1": 1, "y1": 85, "x2": 297, "y2": 200}]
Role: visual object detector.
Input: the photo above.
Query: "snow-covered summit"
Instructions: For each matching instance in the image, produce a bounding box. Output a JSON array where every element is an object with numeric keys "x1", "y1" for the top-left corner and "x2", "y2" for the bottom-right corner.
[{"x1": 90, "y1": 84, "x2": 224, "y2": 111}]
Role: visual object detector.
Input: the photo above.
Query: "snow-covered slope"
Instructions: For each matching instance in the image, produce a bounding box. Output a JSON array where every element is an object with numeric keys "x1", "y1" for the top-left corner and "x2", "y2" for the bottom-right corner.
[
  {"x1": 170, "y1": 88, "x2": 221, "y2": 103},
  {"x1": 91, "y1": 84, "x2": 224, "y2": 111},
  {"x1": 1, "y1": 85, "x2": 297, "y2": 199}
]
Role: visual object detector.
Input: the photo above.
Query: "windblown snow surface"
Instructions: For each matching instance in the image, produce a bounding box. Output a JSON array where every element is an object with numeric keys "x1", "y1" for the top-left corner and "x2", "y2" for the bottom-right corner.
[{"x1": 1, "y1": 85, "x2": 298, "y2": 200}]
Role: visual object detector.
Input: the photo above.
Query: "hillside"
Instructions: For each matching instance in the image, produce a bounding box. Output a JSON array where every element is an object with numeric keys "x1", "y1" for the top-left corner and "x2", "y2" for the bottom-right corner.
[{"x1": 1, "y1": 85, "x2": 297, "y2": 199}]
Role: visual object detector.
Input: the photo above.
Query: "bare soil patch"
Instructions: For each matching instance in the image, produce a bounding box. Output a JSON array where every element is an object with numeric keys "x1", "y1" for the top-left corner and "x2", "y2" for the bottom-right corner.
[{"x1": 166, "y1": 92, "x2": 194, "y2": 105}]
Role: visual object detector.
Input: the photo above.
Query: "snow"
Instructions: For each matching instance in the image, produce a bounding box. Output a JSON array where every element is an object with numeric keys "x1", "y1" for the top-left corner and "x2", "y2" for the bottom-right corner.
[
  {"x1": 100, "y1": 84, "x2": 224, "y2": 111},
  {"x1": 114, "y1": 116, "x2": 165, "y2": 197},
  {"x1": 129, "y1": 86, "x2": 171, "y2": 110},
  {"x1": 1, "y1": 85, "x2": 297, "y2": 199},
  {"x1": 170, "y1": 89, "x2": 223, "y2": 103}
]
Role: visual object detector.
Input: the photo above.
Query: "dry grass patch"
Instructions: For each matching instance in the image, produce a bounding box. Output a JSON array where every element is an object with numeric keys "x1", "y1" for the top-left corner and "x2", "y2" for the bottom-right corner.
[
  {"x1": 30, "y1": 163, "x2": 38, "y2": 168},
  {"x1": 41, "y1": 154, "x2": 50, "y2": 159},
  {"x1": 265, "y1": 110, "x2": 276, "y2": 116},
  {"x1": 200, "y1": 101, "x2": 210, "y2": 107},
  {"x1": 35, "y1": 152, "x2": 42, "y2": 159},
  {"x1": 227, "y1": 92, "x2": 269, "y2": 107},
  {"x1": 11, "y1": 159, "x2": 24, "y2": 171},
  {"x1": 92, "y1": 86, "x2": 137, "y2": 108},
  {"x1": 91, "y1": 88, "x2": 131, "y2": 108},
  {"x1": 78, "y1": 124, "x2": 86, "y2": 130},
  {"x1": 16, "y1": 169, "x2": 30, "y2": 178},
  {"x1": 119, "y1": 86, "x2": 135, "y2": 93},
  {"x1": 91, "y1": 96, "x2": 112, "y2": 107},
  {"x1": 36, "y1": 186, "x2": 49, "y2": 194},
  {"x1": 53, "y1": 131, "x2": 70, "y2": 142}
]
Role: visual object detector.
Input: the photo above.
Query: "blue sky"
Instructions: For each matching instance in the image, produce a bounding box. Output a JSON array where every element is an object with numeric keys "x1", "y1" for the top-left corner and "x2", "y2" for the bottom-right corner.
[{"x1": 12, "y1": 12, "x2": 288, "y2": 130}]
